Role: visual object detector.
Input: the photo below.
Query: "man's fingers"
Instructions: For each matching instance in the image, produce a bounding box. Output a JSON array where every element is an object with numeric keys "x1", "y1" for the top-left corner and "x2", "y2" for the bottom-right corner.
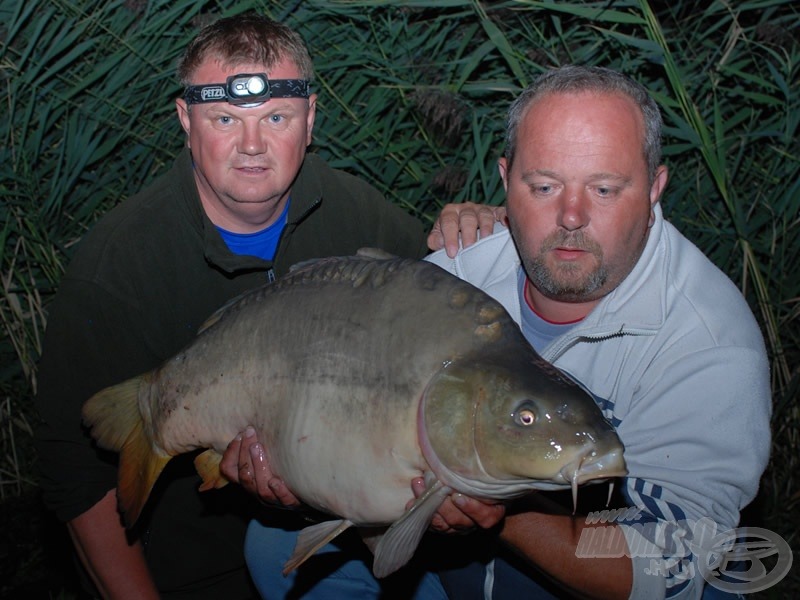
[
  {"x1": 249, "y1": 441, "x2": 271, "y2": 499},
  {"x1": 222, "y1": 426, "x2": 301, "y2": 507},
  {"x1": 456, "y1": 210, "x2": 480, "y2": 252},
  {"x1": 427, "y1": 203, "x2": 506, "y2": 257},
  {"x1": 410, "y1": 476, "x2": 504, "y2": 533},
  {"x1": 410, "y1": 477, "x2": 426, "y2": 496},
  {"x1": 250, "y1": 443, "x2": 301, "y2": 507},
  {"x1": 438, "y1": 210, "x2": 463, "y2": 258},
  {"x1": 267, "y1": 477, "x2": 302, "y2": 507},
  {"x1": 236, "y1": 426, "x2": 257, "y2": 489},
  {"x1": 452, "y1": 494, "x2": 506, "y2": 529},
  {"x1": 219, "y1": 434, "x2": 243, "y2": 483},
  {"x1": 492, "y1": 206, "x2": 508, "y2": 228},
  {"x1": 430, "y1": 495, "x2": 477, "y2": 532},
  {"x1": 426, "y1": 225, "x2": 445, "y2": 253},
  {"x1": 477, "y1": 205, "x2": 496, "y2": 232}
]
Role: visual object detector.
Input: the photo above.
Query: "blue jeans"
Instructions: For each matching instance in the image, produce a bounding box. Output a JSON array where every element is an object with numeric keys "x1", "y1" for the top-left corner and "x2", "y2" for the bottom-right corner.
[
  {"x1": 245, "y1": 514, "x2": 449, "y2": 599},
  {"x1": 245, "y1": 514, "x2": 745, "y2": 600}
]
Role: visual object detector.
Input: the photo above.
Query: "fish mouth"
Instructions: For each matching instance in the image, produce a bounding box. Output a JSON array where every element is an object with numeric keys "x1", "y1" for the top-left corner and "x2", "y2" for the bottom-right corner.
[{"x1": 560, "y1": 446, "x2": 627, "y2": 511}]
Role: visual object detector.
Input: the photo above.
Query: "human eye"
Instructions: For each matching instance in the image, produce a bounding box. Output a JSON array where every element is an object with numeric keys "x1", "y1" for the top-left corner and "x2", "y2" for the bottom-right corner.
[
  {"x1": 266, "y1": 113, "x2": 290, "y2": 131},
  {"x1": 593, "y1": 184, "x2": 621, "y2": 199},
  {"x1": 209, "y1": 113, "x2": 236, "y2": 130},
  {"x1": 530, "y1": 182, "x2": 557, "y2": 197}
]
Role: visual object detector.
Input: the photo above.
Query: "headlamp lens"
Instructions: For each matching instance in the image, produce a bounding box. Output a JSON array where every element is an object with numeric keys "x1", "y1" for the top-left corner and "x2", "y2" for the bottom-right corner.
[{"x1": 230, "y1": 74, "x2": 267, "y2": 99}]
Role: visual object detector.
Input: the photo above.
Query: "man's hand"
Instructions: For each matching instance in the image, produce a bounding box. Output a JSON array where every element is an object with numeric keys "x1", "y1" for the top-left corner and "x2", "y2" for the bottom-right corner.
[
  {"x1": 410, "y1": 477, "x2": 506, "y2": 534},
  {"x1": 427, "y1": 202, "x2": 507, "y2": 258},
  {"x1": 220, "y1": 426, "x2": 301, "y2": 507}
]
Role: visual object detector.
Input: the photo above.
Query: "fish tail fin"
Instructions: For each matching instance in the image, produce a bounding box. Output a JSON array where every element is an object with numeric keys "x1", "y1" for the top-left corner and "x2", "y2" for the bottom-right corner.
[
  {"x1": 82, "y1": 377, "x2": 144, "y2": 452},
  {"x1": 117, "y1": 418, "x2": 171, "y2": 526},
  {"x1": 82, "y1": 375, "x2": 171, "y2": 526}
]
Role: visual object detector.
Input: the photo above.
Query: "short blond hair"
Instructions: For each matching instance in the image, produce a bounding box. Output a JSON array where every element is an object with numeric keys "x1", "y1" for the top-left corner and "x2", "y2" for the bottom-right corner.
[{"x1": 177, "y1": 12, "x2": 314, "y2": 86}]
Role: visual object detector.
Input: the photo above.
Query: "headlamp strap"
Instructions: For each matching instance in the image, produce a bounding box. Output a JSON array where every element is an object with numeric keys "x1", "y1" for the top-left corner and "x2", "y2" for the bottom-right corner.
[{"x1": 183, "y1": 73, "x2": 311, "y2": 105}]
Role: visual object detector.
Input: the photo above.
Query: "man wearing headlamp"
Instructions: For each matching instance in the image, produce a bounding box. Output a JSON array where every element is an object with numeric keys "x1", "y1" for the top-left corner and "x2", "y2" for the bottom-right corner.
[
  {"x1": 174, "y1": 46, "x2": 317, "y2": 245},
  {"x1": 35, "y1": 12, "x2": 438, "y2": 599}
]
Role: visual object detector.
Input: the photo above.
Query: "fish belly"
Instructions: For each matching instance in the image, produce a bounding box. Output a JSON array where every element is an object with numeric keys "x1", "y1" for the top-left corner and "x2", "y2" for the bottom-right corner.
[{"x1": 258, "y1": 378, "x2": 426, "y2": 525}]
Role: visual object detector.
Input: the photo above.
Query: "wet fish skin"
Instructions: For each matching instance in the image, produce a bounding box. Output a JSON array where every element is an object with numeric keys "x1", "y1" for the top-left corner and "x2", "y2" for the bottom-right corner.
[{"x1": 82, "y1": 252, "x2": 625, "y2": 577}]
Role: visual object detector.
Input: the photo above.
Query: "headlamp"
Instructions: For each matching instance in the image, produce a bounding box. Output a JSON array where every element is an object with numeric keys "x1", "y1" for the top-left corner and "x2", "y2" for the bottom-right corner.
[{"x1": 183, "y1": 73, "x2": 311, "y2": 106}]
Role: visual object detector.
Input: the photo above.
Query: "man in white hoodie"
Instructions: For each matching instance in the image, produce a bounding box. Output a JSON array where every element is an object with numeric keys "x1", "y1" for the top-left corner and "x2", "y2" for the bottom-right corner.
[
  {"x1": 421, "y1": 65, "x2": 771, "y2": 600},
  {"x1": 228, "y1": 65, "x2": 771, "y2": 600}
]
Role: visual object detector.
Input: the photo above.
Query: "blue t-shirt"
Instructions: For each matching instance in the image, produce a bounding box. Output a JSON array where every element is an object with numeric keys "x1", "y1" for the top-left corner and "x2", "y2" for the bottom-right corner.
[{"x1": 216, "y1": 200, "x2": 290, "y2": 261}]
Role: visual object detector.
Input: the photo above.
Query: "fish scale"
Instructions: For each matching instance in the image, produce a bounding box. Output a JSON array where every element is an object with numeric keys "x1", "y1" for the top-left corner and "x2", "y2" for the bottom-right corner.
[{"x1": 82, "y1": 250, "x2": 626, "y2": 578}]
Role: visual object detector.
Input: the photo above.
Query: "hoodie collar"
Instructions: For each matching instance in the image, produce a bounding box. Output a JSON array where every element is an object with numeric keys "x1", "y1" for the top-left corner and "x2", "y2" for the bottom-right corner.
[
  {"x1": 449, "y1": 203, "x2": 669, "y2": 340},
  {"x1": 579, "y1": 202, "x2": 668, "y2": 335}
]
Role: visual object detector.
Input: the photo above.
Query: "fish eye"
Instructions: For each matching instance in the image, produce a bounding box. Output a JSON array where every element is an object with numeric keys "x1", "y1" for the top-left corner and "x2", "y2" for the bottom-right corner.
[{"x1": 512, "y1": 402, "x2": 537, "y2": 426}]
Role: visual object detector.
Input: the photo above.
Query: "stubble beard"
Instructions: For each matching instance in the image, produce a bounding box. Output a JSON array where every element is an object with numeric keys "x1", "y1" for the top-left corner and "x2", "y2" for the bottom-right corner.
[{"x1": 518, "y1": 229, "x2": 608, "y2": 302}]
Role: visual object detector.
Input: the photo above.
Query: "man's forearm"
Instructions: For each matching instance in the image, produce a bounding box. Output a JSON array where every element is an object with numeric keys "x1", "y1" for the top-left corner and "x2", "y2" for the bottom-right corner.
[
  {"x1": 67, "y1": 489, "x2": 160, "y2": 600},
  {"x1": 500, "y1": 510, "x2": 632, "y2": 600}
]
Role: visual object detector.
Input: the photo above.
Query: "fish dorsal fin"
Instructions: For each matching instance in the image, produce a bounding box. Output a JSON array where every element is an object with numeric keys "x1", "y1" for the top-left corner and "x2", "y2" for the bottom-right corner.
[
  {"x1": 355, "y1": 247, "x2": 397, "y2": 260},
  {"x1": 281, "y1": 252, "x2": 419, "y2": 292},
  {"x1": 198, "y1": 251, "x2": 407, "y2": 335},
  {"x1": 287, "y1": 256, "x2": 330, "y2": 273},
  {"x1": 282, "y1": 519, "x2": 354, "y2": 575},
  {"x1": 288, "y1": 248, "x2": 397, "y2": 274},
  {"x1": 371, "y1": 475, "x2": 452, "y2": 578},
  {"x1": 286, "y1": 248, "x2": 396, "y2": 276}
]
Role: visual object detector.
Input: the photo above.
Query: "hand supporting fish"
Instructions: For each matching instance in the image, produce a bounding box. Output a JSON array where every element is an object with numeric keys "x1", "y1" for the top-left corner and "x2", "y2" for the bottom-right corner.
[
  {"x1": 408, "y1": 476, "x2": 506, "y2": 534},
  {"x1": 221, "y1": 428, "x2": 507, "y2": 533},
  {"x1": 221, "y1": 426, "x2": 301, "y2": 508}
]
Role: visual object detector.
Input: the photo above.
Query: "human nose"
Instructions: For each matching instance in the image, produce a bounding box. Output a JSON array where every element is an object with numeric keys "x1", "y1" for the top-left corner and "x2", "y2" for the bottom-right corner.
[
  {"x1": 557, "y1": 188, "x2": 589, "y2": 231},
  {"x1": 238, "y1": 121, "x2": 267, "y2": 155}
]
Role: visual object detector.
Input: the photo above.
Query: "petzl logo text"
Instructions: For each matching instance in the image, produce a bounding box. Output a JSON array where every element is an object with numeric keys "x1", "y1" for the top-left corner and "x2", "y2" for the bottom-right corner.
[{"x1": 201, "y1": 86, "x2": 226, "y2": 101}]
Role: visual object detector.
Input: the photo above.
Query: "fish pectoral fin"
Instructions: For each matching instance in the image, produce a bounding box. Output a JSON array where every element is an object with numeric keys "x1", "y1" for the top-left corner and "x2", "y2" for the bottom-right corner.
[
  {"x1": 372, "y1": 478, "x2": 452, "y2": 578},
  {"x1": 282, "y1": 519, "x2": 354, "y2": 575},
  {"x1": 194, "y1": 449, "x2": 229, "y2": 491}
]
